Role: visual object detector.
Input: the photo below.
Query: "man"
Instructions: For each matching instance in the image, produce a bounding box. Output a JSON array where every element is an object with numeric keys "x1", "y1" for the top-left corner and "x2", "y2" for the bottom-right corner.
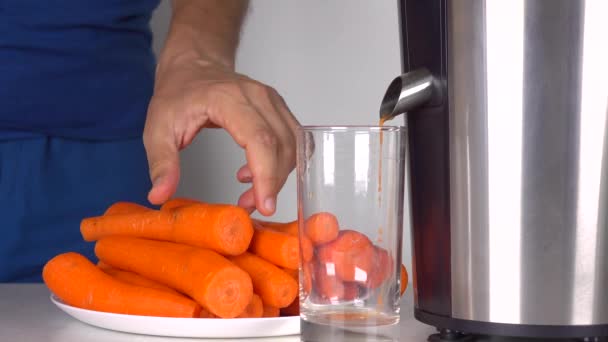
[{"x1": 0, "y1": 0, "x2": 299, "y2": 282}]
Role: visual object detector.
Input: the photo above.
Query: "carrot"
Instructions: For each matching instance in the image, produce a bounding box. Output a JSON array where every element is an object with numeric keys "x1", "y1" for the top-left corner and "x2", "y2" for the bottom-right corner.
[
  {"x1": 161, "y1": 197, "x2": 202, "y2": 211},
  {"x1": 96, "y1": 260, "x2": 113, "y2": 271},
  {"x1": 199, "y1": 308, "x2": 218, "y2": 318},
  {"x1": 282, "y1": 267, "x2": 299, "y2": 280},
  {"x1": 314, "y1": 260, "x2": 345, "y2": 300},
  {"x1": 363, "y1": 246, "x2": 395, "y2": 289},
  {"x1": 95, "y1": 236, "x2": 253, "y2": 318},
  {"x1": 304, "y1": 212, "x2": 339, "y2": 245},
  {"x1": 317, "y1": 229, "x2": 375, "y2": 282},
  {"x1": 262, "y1": 304, "x2": 280, "y2": 317},
  {"x1": 314, "y1": 260, "x2": 359, "y2": 301},
  {"x1": 299, "y1": 236, "x2": 314, "y2": 263},
  {"x1": 82, "y1": 210, "x2": 173, "y2": 241},
  {"x1": 280, "y1": 298, "x2": 299, "y2": 316},
  {"x1": 43, "y1": 252, "x2": 201, "y2": 318},
  {"x1": 253, "y1": 219, "x2": 298, "y2": 236},
  {"x1": 400, "y1": 264, "x2": 408, "y2": 296},
  {"x1": 228, "y1": 252, "x2": 298, "y2": 309},
  {"x1": 104, "y1": 202, "x2": 150, "y2": 215},
  {"x1": 97, "y1": 263, "x2": 181, "y2": 296},
  {"x1": 254, "y1": 220, "x2": 313, "y2": 262},
  {"x1": 82, "y1": 203, "x2": 254, "y2": 256},
  {"x1": 342, "y1": 282, "x2": 360, "y2": 301},
  {"x1": 237, "y1": 294, "x2": 264, "y2": 318},
  {"x1": 173, "y1": 204, "x2": 253, "y2": 255},
  {"x1": 249, "y1": 226, "x2": 300, "y2": 270}
]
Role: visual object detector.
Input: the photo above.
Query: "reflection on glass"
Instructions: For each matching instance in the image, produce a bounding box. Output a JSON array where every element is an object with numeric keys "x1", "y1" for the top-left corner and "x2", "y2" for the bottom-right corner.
[
  {"x1": 322, "y1": 133, "x2": 335, "y2": 186},
  {"x1": 354, "y1": 133, "x2": 370, "y2": 193}
]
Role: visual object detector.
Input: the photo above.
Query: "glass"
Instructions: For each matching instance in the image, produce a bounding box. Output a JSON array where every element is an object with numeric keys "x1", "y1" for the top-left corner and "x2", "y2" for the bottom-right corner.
[{"x1": 296, "y1": 125, "x2": 407, "y2": 340}]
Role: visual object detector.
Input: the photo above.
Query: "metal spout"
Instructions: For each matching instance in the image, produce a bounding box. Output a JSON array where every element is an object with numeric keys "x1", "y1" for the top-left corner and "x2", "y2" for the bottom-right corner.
[{"x1": 379, "y1": 68, "x2": 434, "y2": 120}]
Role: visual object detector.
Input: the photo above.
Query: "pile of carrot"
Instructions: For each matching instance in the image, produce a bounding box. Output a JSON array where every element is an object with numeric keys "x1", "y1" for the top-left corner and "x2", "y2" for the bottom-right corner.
[
  {"x1": 288, "y1": 212, "x2": 409, "y2": 304},
  {"x1": 42, "y1": 197, "x2": 408, "y2": 320}
]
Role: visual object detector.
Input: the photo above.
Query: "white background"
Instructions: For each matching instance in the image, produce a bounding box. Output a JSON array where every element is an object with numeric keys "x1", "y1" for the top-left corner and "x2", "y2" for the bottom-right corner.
[{"x1": 149, "y1": 0, "x2": 412, "y2": 272}]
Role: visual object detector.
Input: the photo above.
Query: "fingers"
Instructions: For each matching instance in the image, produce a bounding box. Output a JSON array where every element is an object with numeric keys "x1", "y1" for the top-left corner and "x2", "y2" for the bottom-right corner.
[
  {"x1": 144, "y1": 66, "x2": 298, "y2": 216},
  {"x1": 236, "y1": 165, "x2": 253, "y2": 183},
  {"x1": 241, "y1": 126, "x2": 281, "y2": 215},
  {"x1": 143, "y1": 112, "x2": 181, "y2": 205},
  {"x1": 210, "y1": 85, "x2": 295, "y2": 216},
  {"x1": 237, "y1": 187, "x2": 256, "y2": 214}
]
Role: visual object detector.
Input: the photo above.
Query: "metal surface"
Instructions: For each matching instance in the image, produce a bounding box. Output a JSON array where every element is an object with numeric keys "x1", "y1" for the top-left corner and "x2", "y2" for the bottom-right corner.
[
  {"x1": 390, "y1": 0, "x2": 608, "y2": 330},
  {"x1": 447, "y1": 0, "x2": 608, "y2": 326},
  {"x1": 379, "y1": 68, "x2": 434, "y2": 120}
]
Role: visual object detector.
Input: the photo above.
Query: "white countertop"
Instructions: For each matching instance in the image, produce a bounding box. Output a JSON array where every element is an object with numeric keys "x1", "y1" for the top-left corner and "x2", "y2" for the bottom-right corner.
[{"x1": 0, "y1": 284, "x2": 436, "y2": 341}]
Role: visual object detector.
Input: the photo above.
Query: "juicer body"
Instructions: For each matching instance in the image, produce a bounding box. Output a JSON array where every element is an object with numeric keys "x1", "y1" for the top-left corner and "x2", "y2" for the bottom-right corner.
[{"x1": 397, "y1": 0, "x2": 608, "y2": 337}]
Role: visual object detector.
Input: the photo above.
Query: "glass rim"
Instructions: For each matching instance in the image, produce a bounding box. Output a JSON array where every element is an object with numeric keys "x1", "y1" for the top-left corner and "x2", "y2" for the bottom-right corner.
[{"x1": 298, "y1": 125, "x2": 406, "y2": 132}]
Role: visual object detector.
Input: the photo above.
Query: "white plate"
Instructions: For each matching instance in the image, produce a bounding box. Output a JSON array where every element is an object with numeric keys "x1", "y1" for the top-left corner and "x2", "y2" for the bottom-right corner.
[{"x1": 50, "y1": 295, "x2": 300, "y2": 338}]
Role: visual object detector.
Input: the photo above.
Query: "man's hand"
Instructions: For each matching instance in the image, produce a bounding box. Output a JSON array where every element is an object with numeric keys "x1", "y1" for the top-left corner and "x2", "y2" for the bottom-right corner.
[{"x1": 144, "y1": 0, "x2": 299, "y2": 216}]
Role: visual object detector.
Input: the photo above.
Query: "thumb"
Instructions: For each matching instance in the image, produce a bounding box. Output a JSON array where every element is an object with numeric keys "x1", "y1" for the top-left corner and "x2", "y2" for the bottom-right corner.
[{"x1": 144, "y1": 135, "x2": 180, "y2": 205}]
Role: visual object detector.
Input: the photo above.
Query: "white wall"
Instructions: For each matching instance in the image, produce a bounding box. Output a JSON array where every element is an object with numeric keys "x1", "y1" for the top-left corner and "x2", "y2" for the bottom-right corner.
[{"x1": 150, "y1": 0, "x2": 412, "y2": 272}]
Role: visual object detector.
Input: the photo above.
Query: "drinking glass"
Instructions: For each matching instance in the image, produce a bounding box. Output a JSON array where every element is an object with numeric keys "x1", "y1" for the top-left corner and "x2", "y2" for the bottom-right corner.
[{"x1": 296, "y1": 125, "x2": 407, "y2": 340}]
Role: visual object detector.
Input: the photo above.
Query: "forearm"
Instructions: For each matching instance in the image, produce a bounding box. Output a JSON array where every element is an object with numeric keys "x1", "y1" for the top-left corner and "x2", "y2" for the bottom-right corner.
[{"x1": 158, "y1": 0, "x2": 249, "y2": 71}]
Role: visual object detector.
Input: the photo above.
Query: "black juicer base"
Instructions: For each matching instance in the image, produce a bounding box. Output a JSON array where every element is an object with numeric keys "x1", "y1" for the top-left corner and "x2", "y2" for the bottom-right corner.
[
  {"x1": 428, "y1": 330, "x2": 608, "y2": 342},
  {"x1": 416, "y1": 309, "x2": 608, "y2": 341}
]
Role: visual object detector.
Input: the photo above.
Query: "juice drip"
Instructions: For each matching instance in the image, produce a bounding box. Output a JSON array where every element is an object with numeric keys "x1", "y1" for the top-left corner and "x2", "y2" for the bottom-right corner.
[
  {"x1": 376, "y1": 116, "x2": 389, "y2": 244},
  {"x1": 377, "y1": 116, "x2": 390, "y2": 309},
  {"x1": 378, "y1": 116, "x2": 389, "y2": 199}
]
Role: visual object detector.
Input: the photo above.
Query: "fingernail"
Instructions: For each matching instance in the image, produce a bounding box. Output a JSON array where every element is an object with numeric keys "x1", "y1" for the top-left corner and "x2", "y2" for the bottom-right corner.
[{"x1": 264, "y1": 197, "x2": 275, "y2": 212}]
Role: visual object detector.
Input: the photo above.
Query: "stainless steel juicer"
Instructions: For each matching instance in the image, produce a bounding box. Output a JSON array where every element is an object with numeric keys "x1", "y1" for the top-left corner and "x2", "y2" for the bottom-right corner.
[{"x1": 381, "y1": 0, "x2": 608, "y2": 339}]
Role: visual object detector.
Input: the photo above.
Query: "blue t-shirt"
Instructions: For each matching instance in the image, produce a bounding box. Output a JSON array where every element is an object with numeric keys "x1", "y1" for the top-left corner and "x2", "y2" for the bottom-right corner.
[{"x1": 0, "y1": 0, "x2": 160, "y2": 140}]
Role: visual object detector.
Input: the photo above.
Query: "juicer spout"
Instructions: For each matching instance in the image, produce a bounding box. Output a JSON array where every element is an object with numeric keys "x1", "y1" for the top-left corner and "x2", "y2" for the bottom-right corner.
[{"x1": 379, "y1": 68, "x2": 434, "y2": 121}]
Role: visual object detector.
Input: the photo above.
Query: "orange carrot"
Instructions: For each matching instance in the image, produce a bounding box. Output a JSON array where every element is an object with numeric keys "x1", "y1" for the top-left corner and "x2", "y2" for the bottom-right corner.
[
  {"x1": 161, "y1": 197, "x2": 202, "y2": 211},
  {"x1": 299, "y1": 236, "x2": 314, "y2": 263},
  {"x1": 253, "y1": 219, "x2": 298, "y2": 236},
  {"x1": 363, "y1": 246, "x2": 394, "y2": 289},
  {"x1": 96, "y1": 260, "x2": 113, "y2": 271},
  {"x1": 262, "y1": 304, "x2": 280, "y2": 317},
  {"x1": 280, "y1": 298, "x2": 299, "y2": 316},
  {"x1": 199, "y1": 308, "x2": 218, "y2": 318},
  {"x1": 304, "y1": 212, "x2": 339, "y2": 245},
  {"x1": 282, "y1": 267, "x2": 299, "y2": 280},
  {"x1": 82, "y1": 203, "x2": 254, "y2": 256},
  {"x1": 237, "y1": 294, "x2": 264, "y2": 318},
  {"x1": 249, "y1": 226, "x2": 300, "y2": 270},
  {"x1": 82, "y1": 210, "x2": 173, "y2": 241},
  {"x1": 104, "y1": 202, "x2": 150, "y2": 215},
  {"x1": 314, "y1": 261, "x2": 358, "y2": 301},
  {"x1": 95, "y1": 236, "x2": 253, "y2": 318},
  {"x1": 400, "y1": 264, "x2": 408, "y2": 296},
  {"x1": 342, "y1": 282, "x2": 359, "y2": 301},
  {"x1": 173, "y1": 204, "x2": 254, "y2": 255},
  {"x1": 43, "y1": 252, "x2": 201, "y2": 318},
  {"x1": 317, "y1": 229, "x2": 375, "y2": 282},
  {"x1": 97, "y1": 264, "x2": 181, "y2": 296},
  {"x1": 254, "y1": 220, "x2": 313, "y2": 262},
  {"x1": 314, "y1": 260, "x2": 345, "y2": 300},
  {"x1": 228, "y1": 252, "x2": 298, "y2": 309}
]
